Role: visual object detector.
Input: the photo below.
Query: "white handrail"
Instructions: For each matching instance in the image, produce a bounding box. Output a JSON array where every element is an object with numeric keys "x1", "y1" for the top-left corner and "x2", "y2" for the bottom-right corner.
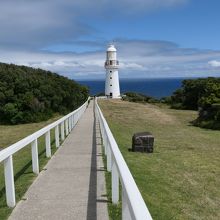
[
  {"x1": 0, "y1": 98, "x2": 90, "y2": 207},
  {"x1": 95, "y1": 98, "x2": 153, "y2": 220}
]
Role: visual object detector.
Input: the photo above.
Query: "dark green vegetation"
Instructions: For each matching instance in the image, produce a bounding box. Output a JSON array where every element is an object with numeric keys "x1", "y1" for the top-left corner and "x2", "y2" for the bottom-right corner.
[
  {"x1": 0, "y1": 63, "x2": 89, "y2": 124},
  {"x1": 96, "y1": 92, "x2": 105, "y2": 97},
  {"x1": 0, "y1": 116, "x2": 61, "y2": 219},
  {"x1": 99, "y1": 99, "x2": 220, "y2": 220},
  {"x1": 122, "y1": 92, "x2": 158, "y2": 103},
  {"x1": 169, "y1": 77, "x2": 220, "y2": 129}
]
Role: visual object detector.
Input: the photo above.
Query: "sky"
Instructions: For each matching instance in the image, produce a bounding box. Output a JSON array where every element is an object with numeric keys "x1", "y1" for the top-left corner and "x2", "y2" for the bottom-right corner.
[{"x1": 0, "y1": 0, "x2": 220, "y2": 79}]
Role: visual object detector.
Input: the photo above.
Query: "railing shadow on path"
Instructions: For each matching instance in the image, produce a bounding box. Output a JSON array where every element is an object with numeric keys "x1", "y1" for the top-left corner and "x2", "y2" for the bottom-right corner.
[{"x1": 86, "y1": 100, "x2": 109, "y2": 220}]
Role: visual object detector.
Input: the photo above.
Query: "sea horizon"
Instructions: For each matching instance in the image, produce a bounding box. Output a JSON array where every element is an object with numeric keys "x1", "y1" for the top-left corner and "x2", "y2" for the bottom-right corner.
[
  {"x1": 76, "y1": 76, "x2": 207, "y2": 81},
  {"x1": 76, "y1": 77, "x2": 189, "y2": 98}
]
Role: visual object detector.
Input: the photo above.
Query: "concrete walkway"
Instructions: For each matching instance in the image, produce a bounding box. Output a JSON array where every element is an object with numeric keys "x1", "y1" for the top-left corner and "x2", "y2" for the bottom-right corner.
[{"x1": 9, "y1": 101, "x2": 109, "y2": 220}]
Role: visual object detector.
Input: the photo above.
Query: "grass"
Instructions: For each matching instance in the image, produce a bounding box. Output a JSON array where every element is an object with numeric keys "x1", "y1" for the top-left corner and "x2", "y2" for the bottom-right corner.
[
  {"x1": 99, "y1": 99, "x2": 220, "y2": 220},
  {"x1": 0, "y1": 115, "x2": 61, "y2": 219}
]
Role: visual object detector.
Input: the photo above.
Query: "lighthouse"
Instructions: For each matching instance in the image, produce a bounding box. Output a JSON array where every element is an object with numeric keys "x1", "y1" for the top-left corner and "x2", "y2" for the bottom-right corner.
[{"x1": 105, "y1": 44, "x2": 120, "y2": 98}]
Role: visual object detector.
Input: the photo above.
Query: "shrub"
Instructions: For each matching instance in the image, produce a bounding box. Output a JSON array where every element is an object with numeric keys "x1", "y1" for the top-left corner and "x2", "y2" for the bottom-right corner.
[
  {"x1": 170, "y1": 77, "x2": 220, "y2": 130},
  {"x1": 122, "y1": 92, "x2": 158, "y2": 103},
  {"x1": 0, "y1": 63, "x2": 89, "y2": 124}
]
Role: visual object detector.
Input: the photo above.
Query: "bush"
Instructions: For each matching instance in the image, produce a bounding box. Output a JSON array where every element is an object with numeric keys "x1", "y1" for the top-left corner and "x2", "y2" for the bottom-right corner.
[
  {"x1": 160, "y1": 96, "x2": 172, "y2": 104},
  {"x1": 96, "y1": 92, "x2": 105, "y2": 97},
  {"x1": 0, "y1": 63, "x2": 89, "y2": 124},
  {"x1": 122, "y1": 92, "x2": 158, "y2": 103},
  {"x1": 170, "y1": 77, "x2": 220, "y2": 130}
]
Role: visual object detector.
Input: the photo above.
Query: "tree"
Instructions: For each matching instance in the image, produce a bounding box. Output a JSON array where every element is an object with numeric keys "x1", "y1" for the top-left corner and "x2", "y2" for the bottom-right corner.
[
  {"x1": 170, "y1": 77, "x2": 220, "y2": 129},
  {"x1": 0, "y1": 62, "x2": 89, "y2": 124}
]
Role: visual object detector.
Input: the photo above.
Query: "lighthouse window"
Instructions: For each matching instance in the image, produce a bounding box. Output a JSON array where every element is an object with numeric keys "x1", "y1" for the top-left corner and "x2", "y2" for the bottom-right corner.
[
  {"x1": 110, "y1": 85, "x2": 112, "y2": 86},
  {"x1": 110, "y1": 70, "x2": 112, "y2": 73},
  {"x1": 110, "y1": 77, "x2": 112, "y2": 79}
]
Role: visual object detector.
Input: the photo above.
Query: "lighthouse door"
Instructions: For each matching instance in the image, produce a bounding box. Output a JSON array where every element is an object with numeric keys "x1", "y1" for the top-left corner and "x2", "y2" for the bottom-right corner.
[{"x1": 110, "y1": 92, "x2": 113, "y2": 98}]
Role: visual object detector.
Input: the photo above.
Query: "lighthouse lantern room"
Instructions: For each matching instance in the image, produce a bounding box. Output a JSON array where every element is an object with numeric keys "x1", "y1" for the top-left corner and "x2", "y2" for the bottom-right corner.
[{"x1": 104, "y1": 44, "x2": 120, "y2": 98}]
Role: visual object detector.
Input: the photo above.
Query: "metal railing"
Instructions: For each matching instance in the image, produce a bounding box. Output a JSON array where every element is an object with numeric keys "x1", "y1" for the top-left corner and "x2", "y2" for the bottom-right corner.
[
  {"x1": 105, "y1": 60, "x2": 119, "y2": 68},
  {"x1": 95, "y1": 98, "x2": 153, "y2": 220},
  {"x1": 0, "y1": 98, "x2": 90, "y2": 207}
]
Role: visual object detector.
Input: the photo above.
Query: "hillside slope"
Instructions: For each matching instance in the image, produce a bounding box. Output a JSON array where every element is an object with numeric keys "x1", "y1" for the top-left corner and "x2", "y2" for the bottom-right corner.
[
  {"x1": 99, "y1": 99, "x2": 220, "y2": 220},
  {"x1": 0, "y1": 63, "x2": 89, "y2": 124}
]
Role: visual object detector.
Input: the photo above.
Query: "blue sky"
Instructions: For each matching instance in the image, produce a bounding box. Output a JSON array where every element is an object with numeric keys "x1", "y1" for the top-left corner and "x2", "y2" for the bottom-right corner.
[{"x1": 0, "y1": 0, "x2": 220, "y2": 79}]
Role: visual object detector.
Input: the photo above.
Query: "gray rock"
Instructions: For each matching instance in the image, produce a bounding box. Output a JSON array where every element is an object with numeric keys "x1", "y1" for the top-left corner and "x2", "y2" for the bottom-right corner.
[{"x1": 132, "y1": 132, "x2": 154, "y2": 153}]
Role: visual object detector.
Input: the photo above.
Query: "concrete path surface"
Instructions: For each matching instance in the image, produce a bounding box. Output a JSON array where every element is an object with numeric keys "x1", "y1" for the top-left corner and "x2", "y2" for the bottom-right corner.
[{"x1": 9, "y1": 101, "x2": 109, "y2": 220}]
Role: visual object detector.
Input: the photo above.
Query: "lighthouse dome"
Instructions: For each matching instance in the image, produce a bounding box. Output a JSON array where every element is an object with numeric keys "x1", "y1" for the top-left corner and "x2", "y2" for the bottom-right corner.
[{"x1": 107, "y1": 44, "x2": 117, "y2": 52}]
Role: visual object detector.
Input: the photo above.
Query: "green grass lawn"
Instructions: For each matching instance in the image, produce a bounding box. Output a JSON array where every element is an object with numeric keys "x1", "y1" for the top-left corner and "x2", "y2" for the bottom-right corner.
[
  {"x1": 99, "y1": 99, "x2": 220, "y2": 220},
  {"x1": 0, "y1": 115, "x2": 61, "y2": 219}
]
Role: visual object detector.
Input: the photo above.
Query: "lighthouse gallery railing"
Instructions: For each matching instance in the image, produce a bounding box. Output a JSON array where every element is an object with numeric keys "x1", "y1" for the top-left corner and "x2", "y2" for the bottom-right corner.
[
  {"x1": 0, "y1": 98, "x2": 89, "y2": 208},
  {"x1": 95, "y1": 98, "x2": 153, "y2": 220}
]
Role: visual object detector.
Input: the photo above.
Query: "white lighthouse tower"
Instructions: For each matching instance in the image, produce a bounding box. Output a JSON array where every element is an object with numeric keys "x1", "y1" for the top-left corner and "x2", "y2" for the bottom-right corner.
[{"x1": 105, "y1": 44, "x2": 120, "y2": 98}]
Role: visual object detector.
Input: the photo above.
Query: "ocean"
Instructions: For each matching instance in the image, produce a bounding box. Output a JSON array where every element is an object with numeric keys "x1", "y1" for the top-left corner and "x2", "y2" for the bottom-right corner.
[{"x1": 77, "y1": 78, "x2": 185, "y2": 99}]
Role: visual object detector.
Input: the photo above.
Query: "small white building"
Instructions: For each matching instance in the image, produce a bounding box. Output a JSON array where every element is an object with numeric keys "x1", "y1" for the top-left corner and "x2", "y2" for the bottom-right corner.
[{"x1": 104, "y1": 44, "x2": 120, "y2": 98}]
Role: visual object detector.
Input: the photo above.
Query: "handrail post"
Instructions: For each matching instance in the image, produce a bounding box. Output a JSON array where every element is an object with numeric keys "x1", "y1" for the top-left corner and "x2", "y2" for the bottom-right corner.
[
  {"x1": 55, "y1": 125, "x2": 60, "y2": 148},
  {"x1": 112, "y1": 160, "x2": 119, "y2": 204},
  {"x1": 61, "y1": 121, "x2": 65, "y2": 141},
  {"x1": 4, "y1": 155, "x2": 16, "y2": 207},
  {"x1": 71, "y1": 115, "x2": 73, "y2": 129},
  {"x1": 76, "y1": 112, "x2": 78, "y2": 123},
  {"x1": 31, "y1": 139, "x2": 39, "y2": 174},
  {"x1": 70, "y1": 116, "x2": 72, "y2": 129},
  {"x1": 122, "y1": 189, "x2": 132, "y2": 220},
  {"x1": 45, "y1": 130, "x2": 51, "y2": 157},
  {"x1": 75, "y1": 112, "x2": 77, "y2": 124},
  {"x1": 73, "y1": 114, "x2": 75, "y2": 126},
  {"x1": 100, "y1": 119, "x2": 103, "y2": 136},
  {"x1": 70, "y1": 116, "x2": 72, "y2": 130},
  {"x1": 107, "y1": 140, "x2": 112, "y2": 172},
  {"x1": 68, "y1": 116, "x2": 72, "y2": 133},
  {"x1": 73, "y1": 115, "x2": 75, "y2": 127},
  {"x1": 65, "y1": 119, "x2": 68, "y2": 136},
  {"x1": 103, "y1": 130, "x2": 107, "y2": 155}
]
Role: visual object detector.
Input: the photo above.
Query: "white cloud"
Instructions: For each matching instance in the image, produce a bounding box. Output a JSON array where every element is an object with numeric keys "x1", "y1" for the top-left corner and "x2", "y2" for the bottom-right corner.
[
  {"x1": 208, "y1": 60, "x2": 220, "y2": 67},
  {"x1": 1, "y1": 39, "x2": 220, "y2": 79},
  {"x1": 120, "y1": 62, "x2": 146, "y2": 70}
]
